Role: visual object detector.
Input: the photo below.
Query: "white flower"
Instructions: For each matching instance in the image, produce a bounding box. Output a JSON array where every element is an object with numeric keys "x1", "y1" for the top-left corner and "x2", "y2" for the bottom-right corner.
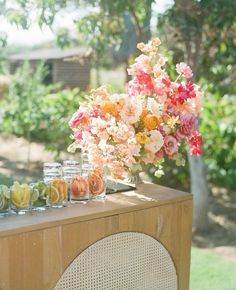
[
  {"x1": 120, "y1": 99, "x2": 142, "y2": 124},
  {"x1": 147, "y1": 97, "x2": 163, "y2": 116},
  {"x1": 145, "y1": 130, "x2": 164, "y2": 153}
]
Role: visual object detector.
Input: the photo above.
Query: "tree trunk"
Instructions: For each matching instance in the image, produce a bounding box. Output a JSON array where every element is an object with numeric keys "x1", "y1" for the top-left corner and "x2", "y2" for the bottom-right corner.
[
  {"x1": 188, "y1": 154, "x2": 209, "y2": 231},
  {"x1": 95, "y1": 63, "x2": 101, "y2": 87}
]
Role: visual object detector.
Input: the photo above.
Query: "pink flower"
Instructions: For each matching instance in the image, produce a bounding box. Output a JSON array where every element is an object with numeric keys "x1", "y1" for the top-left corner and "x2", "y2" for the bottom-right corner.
[
  {"x1": 135, "y1": 54, "x2": 153, "y2": 74},
  {"x1": 176, "y1": 62, "x2": 193, "y2": 78},
  {"x1": 90, "y1": 106, "x2": 106, "y2": 119},
  {"x1": 188, "y1": 131, "x2": 203, "y2": 156},
  {"x1": 74, "y1": 130, "x2": 83, "y2": 142},
  {"x1": 136, "y1": 70, "x2": 154, "y2": 94},
  {"x1": 164, "y1": 135, "x2": 178, "y2": 156},
  {"x1": 171, "y1": 82, "x2": 196, "y2": 105},
  {"x1": 69, "y1": 108, "x2": 88, "y2": 128},
  {"x1": 178, "y1": 113, "x2": 198, "y2": 138}
]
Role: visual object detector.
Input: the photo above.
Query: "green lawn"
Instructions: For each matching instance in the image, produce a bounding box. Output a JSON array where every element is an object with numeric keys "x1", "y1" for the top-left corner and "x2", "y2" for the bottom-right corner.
[{"x1": 190, "y1": 247, "x2": 236, "y2": 290}]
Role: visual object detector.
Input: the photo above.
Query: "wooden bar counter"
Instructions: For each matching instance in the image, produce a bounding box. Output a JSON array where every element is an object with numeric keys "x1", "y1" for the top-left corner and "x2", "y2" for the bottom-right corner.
[{"x1": 0, "y1": 183, "x2": 192, "y2": 290}]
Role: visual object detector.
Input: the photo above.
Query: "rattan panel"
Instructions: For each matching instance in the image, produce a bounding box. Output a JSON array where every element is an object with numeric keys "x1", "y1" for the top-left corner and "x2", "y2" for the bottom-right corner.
[{"x1": 55, "y1": 232, "x2": 178, "y2": 290}]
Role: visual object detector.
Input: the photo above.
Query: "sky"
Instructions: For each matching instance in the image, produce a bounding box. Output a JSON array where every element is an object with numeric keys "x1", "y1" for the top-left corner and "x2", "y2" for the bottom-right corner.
[{"x1": 0, "y1": 0, "x2": 174, "y2": 46}]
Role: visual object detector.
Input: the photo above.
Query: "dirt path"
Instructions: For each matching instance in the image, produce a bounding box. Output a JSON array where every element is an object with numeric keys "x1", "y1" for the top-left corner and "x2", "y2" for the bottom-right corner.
[{"x1": 0, "y1": 133, "x2": 72, "y2": 183}]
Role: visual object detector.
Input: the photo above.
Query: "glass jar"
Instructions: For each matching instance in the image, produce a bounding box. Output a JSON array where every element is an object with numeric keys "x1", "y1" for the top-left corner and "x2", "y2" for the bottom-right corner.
[
  {"x1": 10, "y1": 181, "x2": 31, "y2": 214},
  {"x1": 0, "y1": 185, "x2": 10, "y2": 217},
  {"x1": 43, "y1": 162, "x2": 68, "y2": 208},
  {"x1": 43, "y1": 162, "x2": 62, "y2": 183},
  {"x1": 70, "y1": 171, "x2": 89, "y2": 203},
  {"x1": 30, "y1": 181, "x2": 49, "y2": 211},
  {"x1": 88, "y1": 166, "x2": 106, "y2": 200}
]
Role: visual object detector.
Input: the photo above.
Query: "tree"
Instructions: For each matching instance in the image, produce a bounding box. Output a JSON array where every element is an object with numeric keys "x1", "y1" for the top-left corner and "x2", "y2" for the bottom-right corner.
[
  {"x1": 0, "y1": 62, "x2": 58, "y2": 166},
  {"x1": 158, "y1": 0, "x2": 236, "y2": 231},
  {"x1": 0, "y1": 0, "x2": 154, "y2": 82}
]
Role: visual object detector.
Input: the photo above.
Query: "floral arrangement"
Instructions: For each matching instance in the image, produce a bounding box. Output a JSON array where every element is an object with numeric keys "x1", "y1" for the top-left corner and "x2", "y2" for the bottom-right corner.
[{"x1": 68, "y1": 37, "x2": 203, "y2": 178}]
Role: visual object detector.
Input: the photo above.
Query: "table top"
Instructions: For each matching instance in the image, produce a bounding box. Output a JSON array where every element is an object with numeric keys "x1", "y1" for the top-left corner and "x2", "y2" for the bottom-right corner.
[{"x1": 0, "y1": 183, "x2": 191, "y2": 237}]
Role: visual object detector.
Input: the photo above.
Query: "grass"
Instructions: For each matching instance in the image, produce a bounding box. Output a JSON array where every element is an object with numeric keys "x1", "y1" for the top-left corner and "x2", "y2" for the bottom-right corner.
[{"x1": 190, "y1": 247, "x2": 236, "y2": 290}]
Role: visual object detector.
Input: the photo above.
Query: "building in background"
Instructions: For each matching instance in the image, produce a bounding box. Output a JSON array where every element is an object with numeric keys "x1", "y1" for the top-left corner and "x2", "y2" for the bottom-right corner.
[{"x1": 8, "y1": 47, "x2": 91, "y2": 90}]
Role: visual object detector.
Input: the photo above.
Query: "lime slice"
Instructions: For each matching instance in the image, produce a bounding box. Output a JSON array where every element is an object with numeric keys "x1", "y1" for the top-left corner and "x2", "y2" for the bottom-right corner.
[
  {"x1": 31, "y1": 188, "x2": 39, "y2": 202},
  {"x1": 0, "y1": 185, "x2": 10, "y2": 199},
  {"x1": 33, "y1": 199, "x2": 47, "y2": 207},
  {"x1": 0, "y1": 194, "x2": 6, "y2": 210}
]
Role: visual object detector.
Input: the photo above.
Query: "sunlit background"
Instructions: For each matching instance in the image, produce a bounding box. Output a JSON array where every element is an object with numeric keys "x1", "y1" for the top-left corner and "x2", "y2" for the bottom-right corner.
[{"x1": 0, "y1": 1, "x2": 236, "y2": 289}]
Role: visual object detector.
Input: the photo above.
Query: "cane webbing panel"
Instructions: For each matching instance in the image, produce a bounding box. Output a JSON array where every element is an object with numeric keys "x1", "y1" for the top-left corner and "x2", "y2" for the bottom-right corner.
[{"x1": 55, "y1": 232, "x2": 178, "y2": 290}]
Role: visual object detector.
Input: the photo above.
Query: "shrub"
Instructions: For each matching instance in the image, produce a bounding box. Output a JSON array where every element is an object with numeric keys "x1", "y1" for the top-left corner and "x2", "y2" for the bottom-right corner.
[{"x1": 0, "y1": 61, "x2": 87, "y2": 156}]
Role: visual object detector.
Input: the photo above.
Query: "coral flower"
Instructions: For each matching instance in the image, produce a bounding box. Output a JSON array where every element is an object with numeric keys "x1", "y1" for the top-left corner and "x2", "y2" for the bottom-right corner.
[{"x1": 144, "y1": 115, "x2": 160, "y2": 130}]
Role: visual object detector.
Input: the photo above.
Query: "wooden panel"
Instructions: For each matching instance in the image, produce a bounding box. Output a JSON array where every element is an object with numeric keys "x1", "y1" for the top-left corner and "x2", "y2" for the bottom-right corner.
[
  {"x1": 0, "y1": 237, "x2": 10, "y2": 290},
  {"x1": 7, "y1": 234, "x2": 25, "y2": 290},
  {"x1": 23, "y1": 231, "x2": 44, "y2": 290},
  {"x1": 118, "y1": 201, "x2": 192, "y2": 290},
  {"x1": 0, "y1": 185, "x2": 192, "y2": 290},
  {"x1": 178, "y1": 200, "x2": 193, "y2": 290}
]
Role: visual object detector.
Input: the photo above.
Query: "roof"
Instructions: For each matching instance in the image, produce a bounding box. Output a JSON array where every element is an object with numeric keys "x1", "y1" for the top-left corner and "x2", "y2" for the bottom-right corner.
[{"x1": 9, "y1": 47, "x2": 88, "y2": 61}]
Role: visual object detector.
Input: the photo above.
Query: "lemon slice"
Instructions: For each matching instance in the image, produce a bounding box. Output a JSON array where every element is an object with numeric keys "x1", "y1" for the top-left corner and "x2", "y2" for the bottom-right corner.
[
  {"x1": 49, "y1": 185, "x2": 60, "y2": 203},
  {"x1": 11, "y1": 200, "x2": 29, "y2": 209},
  {"x1": 21, "y1": 184, "x2": 31, "y2": 202},
  {"x1": 11, "y1": 183, "x2": 31, "y2": 206}
]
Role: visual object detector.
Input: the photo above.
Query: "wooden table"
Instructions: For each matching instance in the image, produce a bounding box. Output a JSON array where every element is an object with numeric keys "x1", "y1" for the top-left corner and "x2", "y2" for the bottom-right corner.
[{"x1": 0, "y1": 183, "x2": 192, "y2": 290}]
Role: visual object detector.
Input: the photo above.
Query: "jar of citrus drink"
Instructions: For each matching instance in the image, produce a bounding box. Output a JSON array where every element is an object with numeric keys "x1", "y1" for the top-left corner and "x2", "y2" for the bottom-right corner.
[
  {"x1": 30, "y1": 181, "x2": 49, "y2": 211},
  {"x1": 10, "y1": 181, "x2": 31, "y2": 214},
  {"x1": 44, "y1": 162, "x2": 68, "y2": 208},
  {"x1": 63, "y1": 160, "x2": 89, "y2": 203},
  {"x1": 71, "y1": 165, "x2": 90, "y2": 203},
  {"x1": 0, "y1": 185, "x2": 10, "y2": 216},
  {"x1": 88, "y1": 166, "x2": 106, "y2": 200}
]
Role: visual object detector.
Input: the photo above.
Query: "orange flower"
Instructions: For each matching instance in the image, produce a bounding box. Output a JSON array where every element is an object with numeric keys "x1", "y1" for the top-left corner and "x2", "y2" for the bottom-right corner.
[
  {"x1": 101, "y1": 101, "x2": 118, "y2": 117},
  {"x1": 140, "y1": 109, "x2": 149, "y2": 119},
  {"x1": 143, "y1": 115, "x2": 160, "y2": 130}
]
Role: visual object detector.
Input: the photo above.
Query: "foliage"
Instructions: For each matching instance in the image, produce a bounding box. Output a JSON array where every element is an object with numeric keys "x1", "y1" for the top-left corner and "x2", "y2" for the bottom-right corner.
[
  {"x1": 0, "y1": 31, "x2": 7, "y2": 74},
  {"x1": 0, "y1": 61, "x2": 86, "y2": 154},
  {"x1": 0, "y1": 61, "x2": 57, "y2": 141},
  {"x1": 34, "y1": 89, "x2": 87, "y2": 154},
  {"x1": 201, "y1": 94, "x2": 236, "y2": 189},
  {"x1": 77, "y1": 12, "x2": 124, "y2": 68}
]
